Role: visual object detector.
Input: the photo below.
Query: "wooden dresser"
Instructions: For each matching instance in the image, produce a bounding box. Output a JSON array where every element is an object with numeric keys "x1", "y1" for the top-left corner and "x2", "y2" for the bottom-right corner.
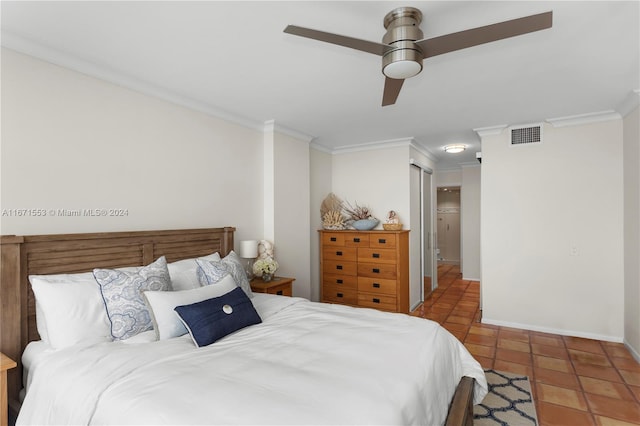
[
  {"x1": 319, "y1": 230, "x2": 410, "y2": 313},
  {"x1": 250, "y1": 276, "x2": 294, "y2": 296}
]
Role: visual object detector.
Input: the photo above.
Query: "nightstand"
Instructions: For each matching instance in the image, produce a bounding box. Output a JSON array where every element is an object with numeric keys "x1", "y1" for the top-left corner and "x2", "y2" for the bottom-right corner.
[
  {"x1": 250, "y1": 276, "x2": 295, "y2": 296},
  {"x1": 0, "y1": 353, "x2": 16, "y2": 426}
]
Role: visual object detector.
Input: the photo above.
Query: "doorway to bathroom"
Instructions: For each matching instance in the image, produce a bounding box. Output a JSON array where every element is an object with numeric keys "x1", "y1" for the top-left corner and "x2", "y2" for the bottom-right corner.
[{"x1": 436, "y1": 186, "x2": 461, "y2": 266}]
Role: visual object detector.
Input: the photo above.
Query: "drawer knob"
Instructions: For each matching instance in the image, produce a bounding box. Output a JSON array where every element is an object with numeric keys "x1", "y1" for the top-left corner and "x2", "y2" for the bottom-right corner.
[
  {"x1": 373, "y1": 283, "x2": 380, "y2": 288},
  {"x1": 378, "y1": 238, "x2": 386, "y2": 244},
  {"x1": 353, "y1": 238, "x2": 360, "y2": 243},
  {"x1": 336, "y1": 265, "x2": 343, "y2": 270},
  {"x1": 336, "y1": 251, "x2": 343, "y2": 256},
  {"x1": 337, "y1": 279, "x2": 343, "y2": 284},
  {"x1": 372, "y1": 253, "x2": 380, "y2": 258},
  {"x1": 373, "y1": 298, "x2": 380, "y2": 303},
  {"x1": 330, "y1": 237, "x2": 337, "y2": 242},
  {"x1": 337, "y1": 293, "x2": 343, "y2": 298},
  {"x1": 373, "y1": 268, "x2": 380, "y2": 273}
]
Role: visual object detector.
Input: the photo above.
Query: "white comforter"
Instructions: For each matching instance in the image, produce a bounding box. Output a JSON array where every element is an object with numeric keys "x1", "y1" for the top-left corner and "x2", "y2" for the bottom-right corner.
[{"x1": 17, "y1": 294, "x2": 487, "y2": 425}]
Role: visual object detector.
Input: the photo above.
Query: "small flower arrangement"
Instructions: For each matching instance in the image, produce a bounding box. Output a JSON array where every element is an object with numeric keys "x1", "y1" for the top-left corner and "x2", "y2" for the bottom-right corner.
[{"x1": 253, "y1": 257, "x2": 279, "y2": 275}]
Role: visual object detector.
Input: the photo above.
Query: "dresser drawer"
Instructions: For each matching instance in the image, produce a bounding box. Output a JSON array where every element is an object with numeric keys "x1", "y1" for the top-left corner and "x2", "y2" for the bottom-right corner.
[
  {"x1": 344, "y1": 233, "x2": 370, "y2": 247},
  {"x1": 369, "y1": 234, "x2": 396, "y2": 249},
  {"x1": 323, "y1": 285, "x2": 358, "y2": 305},
  {"x1": 357, "y1": 263, "x2": 397, "y2": 280},
  {"x1": 323, "y1": 274, "x2": 358, "y2": 289},
  {"x1": 357, "y1": 248, "x2": 397, "y2": 264},
  {"x1": 266, "y1": 282, "x2": 292, "y2": 296},
  {"x1": 357, "y1": 293, "x2": 397, "y2": 311},
  {"x1": 322, "y1": 232, "x2": 345, "y2": 246},
  {"x1": 323, "y1": 247, "x2": 357, "y2": 262},
  {"x1": 357, "y1": 277, "x2": 397, "y2": 295},
  {"x1": 323, "y1": 260, "x2": 357, "y2": 276}
]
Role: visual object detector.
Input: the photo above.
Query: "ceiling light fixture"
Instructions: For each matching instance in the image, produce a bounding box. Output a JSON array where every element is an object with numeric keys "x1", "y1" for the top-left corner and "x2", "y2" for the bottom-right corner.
[
  {"x1": 381, "y1": 8, "x2": 424, "y2": 80},
  {"x1": 444, "y1": 144, "x2": 466, "y2": 154},
  {"x1": 382, "y1": 58, "x2": 422, "y2": 79}
]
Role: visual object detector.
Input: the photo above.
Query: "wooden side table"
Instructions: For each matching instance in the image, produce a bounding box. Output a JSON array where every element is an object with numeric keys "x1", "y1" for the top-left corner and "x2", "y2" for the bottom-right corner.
[
  {"x1": 250, "y1": 276, "x2": 295, "y2": 296},
  {"x1": 0, "y1": 353, "x2": 16, "y2": 426}
]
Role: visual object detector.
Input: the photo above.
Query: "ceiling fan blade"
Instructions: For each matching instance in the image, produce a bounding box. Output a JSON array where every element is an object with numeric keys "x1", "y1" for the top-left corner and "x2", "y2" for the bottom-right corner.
[
  {"x1": 416, "y1": 11, "x2": 552, "y2": 59},
  {"x1": 382, "y1": 77, "x2": 404, "y2": 106},
  {"x1": 284, "y1": 25, "x2": 391, "y2": 56}
]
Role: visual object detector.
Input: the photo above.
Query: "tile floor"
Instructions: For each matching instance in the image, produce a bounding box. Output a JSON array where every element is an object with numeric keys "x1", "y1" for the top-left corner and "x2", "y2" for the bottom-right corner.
[{"x1": 411, "y1": 264, "x2": 640, "y2": 426}]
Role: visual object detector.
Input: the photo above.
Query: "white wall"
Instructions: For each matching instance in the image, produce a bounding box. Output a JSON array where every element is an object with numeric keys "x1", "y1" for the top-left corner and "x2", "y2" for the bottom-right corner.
[
  {"x1": 0, "y1": 49, "x2": 265, "y2": 245},
  {"x1": 1, "y1": 48, "x2": 316, "y2": 299},
  {"x1": 481, "y1": 120, "x2": 625, "y2": 341},
  {"x1": 271, "y1": 130, "x2": 311, "y2": 299},
  {"x1": 330, "y1": 144, "x2": 435, "y2": 308},
  {"x1": 309, "y1": 147, "x2": 332, "y2": 302},
  {"x1": 623, "y1": 105, "x2": 640, "y2": 359},
  {"x1": 331, "y1": 147, "x2": 411, "y2": 227},
  {"x1": 461, "y1": 165, "x2": 481, "y2": 280},
  {"x1": 435, "y1": 169, "x2": 462, "y2": 187}
]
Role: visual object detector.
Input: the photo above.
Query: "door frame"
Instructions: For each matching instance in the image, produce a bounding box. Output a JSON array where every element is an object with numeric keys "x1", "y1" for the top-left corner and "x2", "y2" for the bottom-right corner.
[{"x1": 410, "y1": 159, "x2": 437, "y2": 301}]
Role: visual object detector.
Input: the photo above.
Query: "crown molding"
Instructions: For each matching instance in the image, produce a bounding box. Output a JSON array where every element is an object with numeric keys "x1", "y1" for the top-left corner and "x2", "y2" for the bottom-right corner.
[
  {"x1": 474, "y1": 107, "x2": 627, "y2": 138},
  {"x1": 263, "y1": 120, "x2": 315, "y2": 143},
  {"x1": 460, "y1": 162, "x2": 481, "y2": 168},
  {"x1": 332, "y1": 137, "x2": 415, "y2": 154},
  {"x1": 309, "y1": 142, "x2": 333, "y2": 154},
  {"x1": 433, "y1": 165, "x2": 464, "y2": 173},
  {"x1": 473, "y1": 125, "x2": 508, "y2": 138},
  {"x1": 330, "y1": 137, "x2": 438, "y2": 163},
  {"x1": 409, "y1": 140, "x2": 439, "y2": 163},
  {"x1": 546, "y1": 110, "x2": 621, "y2": 128},
  {"x1": 2, "y1": 31, "x2": 265, "y2": 132},
  {"x1": 617, "y1": 89, "x2": 640, "y2": 117}
]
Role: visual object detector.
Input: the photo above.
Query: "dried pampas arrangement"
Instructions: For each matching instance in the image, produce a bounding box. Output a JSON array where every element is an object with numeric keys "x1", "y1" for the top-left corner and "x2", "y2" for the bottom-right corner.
[{"x1": 320, "y1": 193, "x2": 346, "y2": 230}]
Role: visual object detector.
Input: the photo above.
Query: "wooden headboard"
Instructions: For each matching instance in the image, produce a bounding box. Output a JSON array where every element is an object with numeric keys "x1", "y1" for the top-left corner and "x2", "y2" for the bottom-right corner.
[{"x1": 0, "y1": 226, "x2": 235, "y2": 415}]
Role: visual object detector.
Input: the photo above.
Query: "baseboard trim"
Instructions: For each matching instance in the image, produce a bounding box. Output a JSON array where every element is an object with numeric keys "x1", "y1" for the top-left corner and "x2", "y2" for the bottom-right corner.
[
  {"x1": 481, "y1": 318, "x2": 623, "y2": 343},
  {"x1": 623, "y1": 338, "x2": 640, "y2": 363}
]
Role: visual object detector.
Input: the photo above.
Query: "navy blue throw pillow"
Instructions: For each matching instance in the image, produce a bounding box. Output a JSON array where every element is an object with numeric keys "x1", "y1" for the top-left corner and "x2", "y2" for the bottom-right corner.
[{"x1": 174, "y1": 287, "x2": 262, "y2": 347}]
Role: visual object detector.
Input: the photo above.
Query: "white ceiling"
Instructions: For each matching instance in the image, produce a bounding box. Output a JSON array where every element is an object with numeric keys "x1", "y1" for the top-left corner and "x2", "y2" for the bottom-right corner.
[{"x1": 2, "y1": 1, "x2": 638, "y2": 169}]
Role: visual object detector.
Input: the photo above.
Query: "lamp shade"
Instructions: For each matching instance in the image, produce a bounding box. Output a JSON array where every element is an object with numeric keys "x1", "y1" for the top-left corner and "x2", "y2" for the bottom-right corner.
[{"x1": 239, "y1": 240, "x2": 258, "y2": 258}]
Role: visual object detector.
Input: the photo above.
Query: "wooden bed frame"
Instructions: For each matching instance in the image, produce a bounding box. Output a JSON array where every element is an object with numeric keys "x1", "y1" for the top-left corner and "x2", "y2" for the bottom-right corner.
[{"x1": 0, "y1": 226, "x2": 474, "y2": 425}]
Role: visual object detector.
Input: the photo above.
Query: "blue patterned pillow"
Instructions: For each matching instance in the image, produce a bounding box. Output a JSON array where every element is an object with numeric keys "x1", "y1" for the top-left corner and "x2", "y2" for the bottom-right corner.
[
  {"x1": 195, "y1": 258, "x2": 231, "y2": 285},
  {"x1": 174, "y1": 286, "x2": 261, "y2": 347},
  {"x1": 196, "y1": 252, "x2": 253, "y2": 298},
  {"x1": 94, "y1": 256, "x2": 171, "y2": 340},
  {"x1": 222, "y1": 251, "x2": 253, "y2": 298}
]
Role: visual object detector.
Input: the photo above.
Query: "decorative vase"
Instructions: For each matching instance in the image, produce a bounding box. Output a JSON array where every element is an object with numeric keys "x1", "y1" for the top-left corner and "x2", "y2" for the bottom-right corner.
[
  {"x1": 351, "y1": 218, "x2": 379, "y2": 230},
  {"x1": 262, "y1": 273, "x2": 273, "y2": 282}
]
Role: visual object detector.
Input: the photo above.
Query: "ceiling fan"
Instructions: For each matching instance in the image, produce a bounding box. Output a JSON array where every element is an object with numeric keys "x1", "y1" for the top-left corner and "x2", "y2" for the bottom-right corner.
[{"x1": 284, "y1": 7, "x2": 552, "y2": 106}]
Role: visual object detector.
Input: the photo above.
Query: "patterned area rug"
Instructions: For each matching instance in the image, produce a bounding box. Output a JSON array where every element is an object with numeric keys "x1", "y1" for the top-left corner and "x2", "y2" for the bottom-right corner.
[{"x1": 474, "y1": 370, "x2": 538, "y2": 425}]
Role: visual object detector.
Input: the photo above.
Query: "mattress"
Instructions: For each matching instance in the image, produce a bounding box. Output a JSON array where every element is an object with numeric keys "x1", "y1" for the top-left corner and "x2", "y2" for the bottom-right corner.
[{"x1": 17, "y1": 293, "x2": 487, "y2": 425}]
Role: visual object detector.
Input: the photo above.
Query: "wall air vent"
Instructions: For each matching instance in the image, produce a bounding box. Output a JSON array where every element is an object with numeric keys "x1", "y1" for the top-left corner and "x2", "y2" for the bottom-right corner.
[{"x1": 510, "y1": 125, "x2": 542, "y2": 145}]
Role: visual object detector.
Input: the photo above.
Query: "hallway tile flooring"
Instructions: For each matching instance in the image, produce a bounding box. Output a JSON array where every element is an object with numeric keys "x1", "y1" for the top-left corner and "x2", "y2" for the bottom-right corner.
[{"x1": 411, "y1": 264, "x2": 640, "y2": 425}]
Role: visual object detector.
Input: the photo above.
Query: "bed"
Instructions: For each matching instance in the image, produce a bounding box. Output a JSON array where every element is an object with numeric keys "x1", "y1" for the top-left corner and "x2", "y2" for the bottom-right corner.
[{"x1": 0, "y1": 227, "x2": 487, "y2": 425}]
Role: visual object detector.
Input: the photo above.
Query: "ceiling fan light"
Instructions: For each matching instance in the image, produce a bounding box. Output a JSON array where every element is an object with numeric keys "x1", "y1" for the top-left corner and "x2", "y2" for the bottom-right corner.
[
  {"x1": 444, "y1": 144, "x2": 466, "y2": 154},
  {"x1": 383, "y1": 59, "x2": 422, "y2": 79}
]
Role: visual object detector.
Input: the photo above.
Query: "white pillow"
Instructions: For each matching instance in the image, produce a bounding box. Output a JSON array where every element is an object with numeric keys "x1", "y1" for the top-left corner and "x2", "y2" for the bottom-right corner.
[
  {"x1": 29, "y1": 272, "x2": 111, "y2": 349},
  {"x1": 144, "y1": 274, "x2": 238, "y2": 340},
  {"x1": 168, "y1": 252, "x2": 221, "y2": 291}
]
